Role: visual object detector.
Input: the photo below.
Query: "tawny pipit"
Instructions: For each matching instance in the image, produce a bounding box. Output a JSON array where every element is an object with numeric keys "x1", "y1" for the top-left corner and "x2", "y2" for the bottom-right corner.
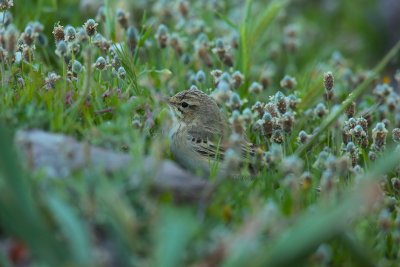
[{"x1": 168, "y1": 87, "x2": 254, "y2": 177}]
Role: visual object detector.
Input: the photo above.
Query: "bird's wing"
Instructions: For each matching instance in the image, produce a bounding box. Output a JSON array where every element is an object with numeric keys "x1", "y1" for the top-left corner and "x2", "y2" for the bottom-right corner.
[
  {"x1": 187, "y1": 128, "x2": 256, "y2": 162},
  {"x1": 240, "y1": 141, "x2": 257, "y2": 160},
  {"x1": 186, "y1": 128, "x2": 225, "y2": 161}
]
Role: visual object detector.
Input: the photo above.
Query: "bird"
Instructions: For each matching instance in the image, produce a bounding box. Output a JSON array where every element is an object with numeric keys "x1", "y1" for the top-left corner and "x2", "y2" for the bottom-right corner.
[{"x1": 167, "y1": 87, "x2": 256, "y2": 177}]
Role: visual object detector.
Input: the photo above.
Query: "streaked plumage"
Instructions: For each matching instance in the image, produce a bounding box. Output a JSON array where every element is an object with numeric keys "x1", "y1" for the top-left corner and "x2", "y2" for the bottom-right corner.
[{"x1": 168, "y1": 87, "x2": 255, "y2": 177}]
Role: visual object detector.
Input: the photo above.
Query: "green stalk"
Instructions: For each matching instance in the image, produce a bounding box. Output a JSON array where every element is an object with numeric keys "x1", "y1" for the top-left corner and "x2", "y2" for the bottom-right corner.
[
  {"x1": 238, "y1": 0, "x2": 252, "y2": 76},
  {"x1": 67, "y1": 47, "x2": 92, "y2": 115}
]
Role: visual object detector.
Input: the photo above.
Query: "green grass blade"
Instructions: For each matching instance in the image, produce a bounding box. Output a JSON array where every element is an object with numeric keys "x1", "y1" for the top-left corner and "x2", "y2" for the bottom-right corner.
[
  {"x1": 249, "y1": 0, "x2": 289, "y2": 47},
  {"x1": 0, "y1": 125, "x2": 68, "y2": 265},
  {"x1": 153, "y1": 206, "x2": 198, "y2": 267},
  {"x1": 237, "y1": 0, "x2": 253, "y2": 76},
  {"x1": 98, "y1": 182, "x2": 139, "y2": 252},
  {"x1": 0, "y1": 126, "x2": 39, "y2": 221},
  {"x1": 215, "y1": 11, "x2": 237, "y2": 29},
  {"x1": 115, "y1": 44, "x2": 138, "y2": 93},
  {"x1": 104, "y1": 0, "x2": 116, "y2": 41},
  {"x1": 46, "y1": 194, "x2": 93, "y2": 266},
  {"x1": 237, "y1": 0, "x2": 288, "y2": 84}
]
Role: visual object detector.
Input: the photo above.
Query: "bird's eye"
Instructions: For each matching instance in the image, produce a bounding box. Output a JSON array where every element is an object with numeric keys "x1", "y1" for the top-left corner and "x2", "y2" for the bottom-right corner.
[{"x1": 181, "y1": 102, "x2": 189, "y2": 108}]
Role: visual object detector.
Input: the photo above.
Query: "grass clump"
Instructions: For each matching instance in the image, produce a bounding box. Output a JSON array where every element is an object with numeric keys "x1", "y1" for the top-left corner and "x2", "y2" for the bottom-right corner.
[{"x1": 1, "y1": 0, "x2": 400, "y2": 266}]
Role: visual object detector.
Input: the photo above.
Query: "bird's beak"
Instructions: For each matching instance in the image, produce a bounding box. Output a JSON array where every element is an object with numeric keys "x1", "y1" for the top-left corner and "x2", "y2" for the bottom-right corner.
[
  {"x1": 166, "y1": 97, "x2": 176, "y2": 106},
  {"x1": 158, "y1": 95, "x2": 173, "y2": 105},
  {"x1": 164, "y1": 97, "x2": 171, "y2": 104}
]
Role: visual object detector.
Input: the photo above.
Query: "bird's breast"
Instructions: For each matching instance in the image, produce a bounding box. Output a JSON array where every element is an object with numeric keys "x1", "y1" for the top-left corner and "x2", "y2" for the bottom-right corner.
[{"x1": 169, "y1": 123, "x2": 211, "y2": 176}]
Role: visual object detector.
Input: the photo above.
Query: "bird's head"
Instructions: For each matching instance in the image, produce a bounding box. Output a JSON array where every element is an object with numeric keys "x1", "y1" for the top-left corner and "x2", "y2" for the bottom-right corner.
[{"x1": 168, "y1": 87, "x2": 223, "y2": 127}]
